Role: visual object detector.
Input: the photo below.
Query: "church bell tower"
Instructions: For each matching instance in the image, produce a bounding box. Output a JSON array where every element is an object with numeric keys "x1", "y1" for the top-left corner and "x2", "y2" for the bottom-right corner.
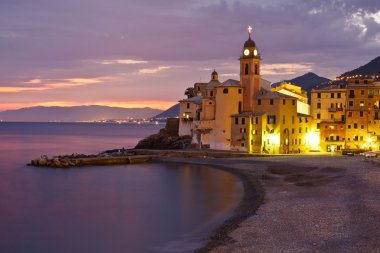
[{"x1": 240, "y1": 25, "x2": 261, "y2": 111}]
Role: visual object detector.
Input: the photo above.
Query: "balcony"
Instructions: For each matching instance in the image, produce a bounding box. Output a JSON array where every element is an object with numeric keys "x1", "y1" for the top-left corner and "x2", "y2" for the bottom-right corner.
[
  {"x1": 349, "y1": 94, "x2": 355, "y2": 98},
  {"x1": 328, "y1": 107, "x2": 337, "y2": 112},
  {"x1": 368, "y1": 94, "x2": 374, "y2": 98}
]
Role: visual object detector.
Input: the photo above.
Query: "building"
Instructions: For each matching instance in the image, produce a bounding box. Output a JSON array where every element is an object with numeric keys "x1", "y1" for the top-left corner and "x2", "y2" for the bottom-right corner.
[
  {"x1": 311, "y1": 77, "x2": 380, "y2": 152},
  {"x1": 179, "y1": 27, "x2": 317, "y2": 154}
]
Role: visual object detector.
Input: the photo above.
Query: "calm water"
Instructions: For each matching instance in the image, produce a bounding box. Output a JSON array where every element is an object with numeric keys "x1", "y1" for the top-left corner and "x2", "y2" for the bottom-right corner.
[{"x1": 0, "y1": 122, "x2": 242, "y2": 253}]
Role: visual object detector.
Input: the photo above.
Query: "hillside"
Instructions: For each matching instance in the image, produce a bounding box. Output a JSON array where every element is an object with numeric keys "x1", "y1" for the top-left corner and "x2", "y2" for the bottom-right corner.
[
  {"x1": 0, "y1": 105, "x2": 162, "y2": 122},
  {"x1": 271, "y1": 72, "x2": 330, "y2": 93},
  {"x1": 151, "y1": 104, "x2": 179, "y2": 121},
  {"x1": 340, "y1": 56, "x2": 380, "y2": 77}
]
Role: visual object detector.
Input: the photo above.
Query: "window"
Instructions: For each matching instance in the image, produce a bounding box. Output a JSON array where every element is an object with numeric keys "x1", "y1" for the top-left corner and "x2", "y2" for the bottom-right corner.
[
  {"x1": 331, "y1": 114, "x2": 334, "y2": 119},
  {"x1": 348, "y1": 125, "x2": 351, "y2": 129},
  {"x1": 240, "y1": 128, "x2": 246, "y2": 133},
  {"x1": 187, "y1": 103, "x2": 190, "y2": 109},
  {"x1": 255, "y1": 64, "x2": 258, "y2": 75},
  {"x1": 376, "y1": 90, "x2": 379, "y2": 95},
  {"x1": 349, "y1": 90, "x2": 355, "y2": 98},
  {"x1": 270, "y1": 99, "x2": 274, "y2": 105},
  {"x1": 292, "y1": 128, "x2": 295, "y2": 134},
  {"x1": 317, "y1": 93, "x2": 321, "y2": 98},
  {"x1": 292, "y1": 100, "x2": 296, "y2": 106},
  {"x1": 197, "y1": 86, "x2": 200, "y2": 91},
  {"x1": 238, "y1": 101, "x2": 242, "y2": 114},
  {"x1": 360, "y1": 136, "x2": 364, "y2": 141},
  {"x1": 238, "y1": 89, "x2": 242, "y2": 94},
  {"x1": 255, "y1": 117, "x2": 258, "y2": 124},
  {"x1": 331, "y1": 103, "x2": 334, "y2": 108},
  {"x1": 223, "y1": 88, "x2": 228, "y2": 94},
  {"x1": 317, "y1": 113, "x2": 321, "y2": 119},
  {"x1": 283, "y1": 99, "x2": 286, "y2": 105},
  {"x1": 305, "y1": 127, "x2": 308, "y2": 133},
  {"x1": 354, "y1": 123, "x2": 358, "y2": 129},
  {"x1": 299, "y1": 117, "x2": 302, "y2": 123},
  {"x1": 210, "y1": 91, "x2": 214, "y2": 96},
  {"x1": 337, "y1": 93, "x2": 341, "y2": 98},
  {"x1": 331, "y1": 93, "x2": 335, "y2": 98},
  {"x1": 241, "y1": 143, "x2": 245, "y2": 147},
  {"x1": 360, "y1": 101, "x2": 364, "y2": 106},
  {"x1": 267, "y1": 115, "x2": 276, "y2": 124},
  {"x1": 282, "y1": 115, "x2": 285, "y2": 124},
  {"x1": 361, "y1": 125, "x2": 364, "y2": 129},
  {"x1": 361, "y1": 90, "x2": 364, "y2": 95},
  {"x1": 317, "y1": 103, "x2": 321, "y2": 109},
  {"x1": 235, "y1": 117, "x2": 238, "y2": 125},
  {"x1": 317, "y1": 123, "x2": 320, "y2": 129},
  {"x1": 349, "y1": 101, "x2": 353, "y2": 106},
  {"x1": 252, "y1": 130, "x2": 257, "y2": 135},
  {"x1": 245, "y1": 64, "x2": 249, "y2": 75},
  {"x1": 348, "y1": 112, "x2": 353, "y2": 117},
  {"x1": 360, "y1": 111, "x2": 364, "y2": 117},
  {"x1": 258, "y1": 99, "x2": 261, "y2": 105},
  {"x1": 241, "y1": 118, "x2": 245, "y2": 124},
  {"x1": 299, "y1": 127, "x2": 302, "y2": 133}
]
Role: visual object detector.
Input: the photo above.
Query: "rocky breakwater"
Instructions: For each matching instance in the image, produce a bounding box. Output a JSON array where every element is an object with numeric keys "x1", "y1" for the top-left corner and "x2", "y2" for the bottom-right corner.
[
  {"x1": 135, "y1": 118, "x2": 192, "y2": 149},
  {"x1": 29, "y1": 149, "x2": 154, "y2": 169}
]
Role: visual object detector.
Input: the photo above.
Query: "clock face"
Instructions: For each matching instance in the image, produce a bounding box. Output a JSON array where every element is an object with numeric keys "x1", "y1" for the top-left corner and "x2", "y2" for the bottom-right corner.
[
  {"x1": 254, "y1": 49, "x2": 258, "y2": 56},
  {"x1": 243, "y1": 49, "x2": 250, "y2": 56}
]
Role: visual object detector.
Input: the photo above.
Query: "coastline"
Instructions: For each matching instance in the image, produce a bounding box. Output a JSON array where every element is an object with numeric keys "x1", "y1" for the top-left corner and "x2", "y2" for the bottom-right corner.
[
  {"x1": 160, "y1": 155, "x2": 380, "y2": 252},
  {"x1": 159, "y1": 157, "x2": 265, "y2": 252},
  {"x1": 159, "y1": 157, "x2": 265, "y2": 253}
]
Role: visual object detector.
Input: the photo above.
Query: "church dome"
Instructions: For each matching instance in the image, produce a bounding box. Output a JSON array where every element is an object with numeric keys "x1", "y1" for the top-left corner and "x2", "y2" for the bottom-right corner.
[{"x1": 244, "y1": 36, "x2": 256, "y2": 48}]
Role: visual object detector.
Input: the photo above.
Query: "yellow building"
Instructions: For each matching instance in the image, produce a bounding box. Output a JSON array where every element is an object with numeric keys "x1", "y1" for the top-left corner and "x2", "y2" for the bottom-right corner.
[
  {"x1": 179, "y1": 27, "x2": 316, "y2": 153},
  {"x1": 311, "y1": 78, "x2": 380, "y2": 152}
]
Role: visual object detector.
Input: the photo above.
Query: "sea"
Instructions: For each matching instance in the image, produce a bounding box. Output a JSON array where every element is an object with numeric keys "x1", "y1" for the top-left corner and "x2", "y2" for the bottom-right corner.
[{"x1": 0, "y1": 122, "x2": 243, "y2": 253}]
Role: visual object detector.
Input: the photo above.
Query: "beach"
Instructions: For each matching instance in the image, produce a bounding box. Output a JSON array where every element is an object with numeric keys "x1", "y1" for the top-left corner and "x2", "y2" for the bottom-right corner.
[{"x1": 161, "y1": 155, "x2": 380, "y2": 252}]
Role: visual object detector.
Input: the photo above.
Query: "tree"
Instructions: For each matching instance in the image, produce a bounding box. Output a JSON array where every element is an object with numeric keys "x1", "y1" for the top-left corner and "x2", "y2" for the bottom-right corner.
[{"x1": 184, "y1": 87, "x2": 196, "y2": 98}]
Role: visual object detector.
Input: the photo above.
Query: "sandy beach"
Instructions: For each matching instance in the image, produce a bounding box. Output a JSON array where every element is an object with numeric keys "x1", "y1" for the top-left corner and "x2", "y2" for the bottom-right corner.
[{"x1": 161, "y1": 155, "x2": 380, "y2": 253}]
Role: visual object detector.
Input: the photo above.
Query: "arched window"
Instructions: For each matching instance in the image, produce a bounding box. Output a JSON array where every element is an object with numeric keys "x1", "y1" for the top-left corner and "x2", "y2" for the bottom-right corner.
[
  {"x1": 223, "y1": 88, "x2": 228, "y2": 94},
  {"x1": 245, "y1": 64, "x2": 249, "y2": 75},
  {"x1": 238, "y1": 101, "x2": 242, "y2": 113}
]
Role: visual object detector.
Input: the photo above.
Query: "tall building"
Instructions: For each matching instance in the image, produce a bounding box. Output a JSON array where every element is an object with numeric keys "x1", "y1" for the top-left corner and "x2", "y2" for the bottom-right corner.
[
  {"x1": 179, "y1": 27, "x2": 317, "y2": 154},
  {"x1": 311, "y1": 77, "x2": 380, "y2": 152}
]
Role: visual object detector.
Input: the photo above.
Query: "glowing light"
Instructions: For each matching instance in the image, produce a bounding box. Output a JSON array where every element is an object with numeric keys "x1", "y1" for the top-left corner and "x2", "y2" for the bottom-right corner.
[
  {"x1": 268, "y1": 134, "x2": 280, "y2": 145},
  {"x1": 248, "y1": 25, "x2": 253, "y2": 35},
  {"x1": 305, "y1": 131, "x2": 320, "y2": 149}
]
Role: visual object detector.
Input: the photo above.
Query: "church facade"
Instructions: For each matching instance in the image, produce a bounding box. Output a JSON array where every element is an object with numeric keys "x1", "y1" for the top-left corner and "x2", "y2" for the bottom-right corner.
[{"x1": 178, "y1": 28, "x2": 319, "y2": 154}]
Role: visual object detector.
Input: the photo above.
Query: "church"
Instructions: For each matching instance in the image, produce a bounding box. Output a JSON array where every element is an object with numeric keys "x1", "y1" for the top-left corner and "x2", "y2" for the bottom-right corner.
[{"x1": 178, "y1": 27, "x2": 319, "y2": 154}]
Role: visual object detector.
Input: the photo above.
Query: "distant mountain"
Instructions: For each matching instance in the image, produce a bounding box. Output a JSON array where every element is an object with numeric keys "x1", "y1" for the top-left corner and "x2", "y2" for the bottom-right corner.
[
  {"x1": 271, "y1": 72, "x2": 330, "y2": 93},
  {"x1": 340, "y1": 56, "x2": 380, "y2": 77},
  {"x1": 151, "y1": 104, "x2": 179, "y2": 121},
  {"x1": 0, "y1": 105, "x2": 163, "y2": 122}
]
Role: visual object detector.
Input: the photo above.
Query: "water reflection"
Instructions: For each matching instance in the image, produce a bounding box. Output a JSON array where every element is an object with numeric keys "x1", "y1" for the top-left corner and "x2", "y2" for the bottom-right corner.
[{"x1": 0, "y1": 123, "x2": 243, "y2": 253}]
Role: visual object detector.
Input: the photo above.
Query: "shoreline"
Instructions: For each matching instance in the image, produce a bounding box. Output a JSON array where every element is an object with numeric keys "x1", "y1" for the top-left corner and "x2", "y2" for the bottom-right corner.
[
  {"x1": 161, "y1": 155, "x2": 380, "y2": 252},
  {"x1": 159, "y1": 157, "x2": 265, "y2": 252}
]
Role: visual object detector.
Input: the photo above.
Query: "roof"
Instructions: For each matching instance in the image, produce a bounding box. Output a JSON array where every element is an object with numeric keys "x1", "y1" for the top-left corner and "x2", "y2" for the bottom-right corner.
[
  {"x1": 179, "y1": 96, "x2": 202, "y2": 105},
  {"x1": 232, "y1": 111, "x2": 265, "y2": 117},
  {"x1": 219, "y1": 79, "x2": 240, "y2": 87},
  {"x1": 257, "y1": 91, "x2": 294, "y2": 99},
  {"x1": 206, "y1": 79, "x2": 221, "y2": 89},
  {"x1": 244, "y1": 36, "x2": 256, "y2": 48}
]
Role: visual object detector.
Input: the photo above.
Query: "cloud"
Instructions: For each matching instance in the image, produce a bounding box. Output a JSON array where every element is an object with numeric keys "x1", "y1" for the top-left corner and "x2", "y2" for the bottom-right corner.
[
  {"x1": 261, "y1": 63, "x2": 313, "y2": 76},
  {"x1": 97, "y1": 59, "x2": 148, "y2": 65},
  {"x1": 138, "y1": 66, "x2": 172, "y2": 74},
  {"x1": 0, "y1": 77, "x2": 110, "y2": 93}
]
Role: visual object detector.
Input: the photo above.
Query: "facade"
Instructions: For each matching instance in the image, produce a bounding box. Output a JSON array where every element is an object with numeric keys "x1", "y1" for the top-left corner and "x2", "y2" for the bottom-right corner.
[
  {"x1": 311, "y1": 78, "x2": 380, "y2": 152},
  {"x1": 178, "y1": 29, "x2": 317, "y2": 154}
]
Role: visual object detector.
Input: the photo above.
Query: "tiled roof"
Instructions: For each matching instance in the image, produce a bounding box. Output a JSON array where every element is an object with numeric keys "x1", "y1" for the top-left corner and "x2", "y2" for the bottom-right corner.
[
  {"x1": 219, "y1": 79, "x2": 240, "y2": 87},
  {"x1": 257, "y1": 91, "x2": 293, "y2": 99},
  {"x1": 179, "y1": 96, "x2": 202, "y2": 105}
]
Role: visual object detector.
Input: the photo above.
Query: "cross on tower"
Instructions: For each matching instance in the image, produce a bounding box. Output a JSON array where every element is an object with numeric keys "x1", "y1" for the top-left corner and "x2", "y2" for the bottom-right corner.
[{"x1": 248, "y1": 25, "x2": 253, "y2": 36}]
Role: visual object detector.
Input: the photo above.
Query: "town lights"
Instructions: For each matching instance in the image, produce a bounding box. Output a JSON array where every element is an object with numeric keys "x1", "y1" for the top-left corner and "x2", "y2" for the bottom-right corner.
[
  {"x1": 268, "y1": 134, "x2": 280, "y2": 145},
  {"x1": 305, "y1": 131, "x2": 320, "y2": 149}
]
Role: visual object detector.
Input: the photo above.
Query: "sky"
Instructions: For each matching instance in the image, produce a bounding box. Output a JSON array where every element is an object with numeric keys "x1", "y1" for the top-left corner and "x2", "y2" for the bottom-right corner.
[{"x1": 0, "y1": 0, "x2": 379, "y2": 111}]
